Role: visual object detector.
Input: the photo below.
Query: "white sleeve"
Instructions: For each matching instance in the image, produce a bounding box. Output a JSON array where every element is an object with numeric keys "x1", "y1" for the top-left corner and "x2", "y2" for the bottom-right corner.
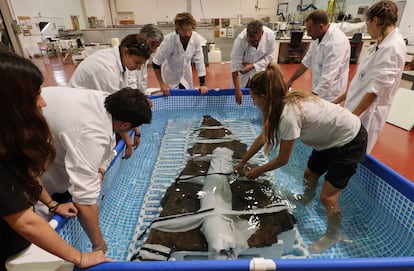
[
  {"x1": 279, "y1": 104, "x2": 302, "y2": 141},
  {"x1": 313, "y1": 41, "x2": 349, "y2": 96},
  {"x1": 69, "y1": 54, "x2": 122, "y2": 94},
  {"x1": 141, "y1": 63, "x2": 148, "y2": 91},
  {"x1": 368, "y1": 46, "x2": 405, "y2": 96},
  {"x1": 230, "y1": 35, "x2": 247, "y2": 72},
  {"x1": 301, "y1": 41, "x2": 314, "y2": 68},
  {"x1": 63, "y1": 128, "x2": 110, "y2": 205},
  {"x1": 136, "y1": 63, "x2": 148, "y2": 92},
  {"x1": 127, "y1": 70, "x2": 139, "y2": 89},
  {"x1": 193, "y1": 38, "x2": 206, "y2": 77}
]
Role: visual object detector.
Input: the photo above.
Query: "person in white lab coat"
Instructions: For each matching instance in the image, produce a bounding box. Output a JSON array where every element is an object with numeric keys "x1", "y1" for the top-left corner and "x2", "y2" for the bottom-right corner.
[
  {"x1": 69, "y1": 34, "x2": 151, "y2": 159},
  {"x1": 41, "y1": 87, "x2": 152, "y2": 253},
  {"x1": 287, "y1": 10, "x2": 350, "y2": 102},
  {"x1": 69, "y1": 34, "x2": 150, "y2": 93},
  {"x1": 152, "y1": 12, "x2": 208, "y2": 96},
  {"x1": 130, "y1": 24, "x2": 164, "y2": 95},
  {"x1": 231, "y1": 20, "x2": 275, "y2": 105},
  {"x1": 333, "y1": 0, "x2": 406, "y2": 153}
]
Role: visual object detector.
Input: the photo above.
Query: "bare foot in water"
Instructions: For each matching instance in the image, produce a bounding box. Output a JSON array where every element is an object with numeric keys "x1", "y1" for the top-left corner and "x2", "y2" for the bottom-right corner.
[{"x1": 309, "y1": 232, "x2": 342, "y2": 253}]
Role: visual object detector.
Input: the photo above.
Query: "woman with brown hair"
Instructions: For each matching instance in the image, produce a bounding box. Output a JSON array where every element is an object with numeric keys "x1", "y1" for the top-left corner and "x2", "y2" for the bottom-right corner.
[
  {"x1": 0, "y1": 49, "x2": 110, "y2": 270},
  {"x1": 235, "y1": 64, "x2": 367, "y2": 253}
]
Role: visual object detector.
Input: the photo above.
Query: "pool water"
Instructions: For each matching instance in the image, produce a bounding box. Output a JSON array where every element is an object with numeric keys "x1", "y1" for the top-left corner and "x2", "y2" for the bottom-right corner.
[{"x1": 59, "y1": 95, "x2": 414, "y2": 262}]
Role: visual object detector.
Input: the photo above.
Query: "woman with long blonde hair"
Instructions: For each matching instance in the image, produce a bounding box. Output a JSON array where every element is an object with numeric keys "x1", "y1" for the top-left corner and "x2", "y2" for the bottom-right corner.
[{"x1": 236, "y1": 64, "x2": 367, "y2": 253}]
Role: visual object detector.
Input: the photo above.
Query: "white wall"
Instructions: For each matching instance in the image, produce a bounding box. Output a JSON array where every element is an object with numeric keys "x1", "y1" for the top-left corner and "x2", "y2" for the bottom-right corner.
[
  {"x1": 398, "y1": 0, "x2": 414, "y2": 43},
  {"x1": 116, "y1": 0, "x2": 186, "y2": 23},
  {"x1": 10, "y1": 0, "x2": 86, "y2": 30},
  {"x1": 113, "y1": 0, "x2": 277, "y2": 24},
  {"x1": 191, "y1": 0, "x2": 277, "y2": 20},
  {"x1": 9, "y1": 0, "x2": 87, "y2": 58},
  {"x1": 7, "y1": 0, "x2": 414, "y2": 42},
  {"x1": 83, "y1": 0, "x2": 112, "y2": 27}
]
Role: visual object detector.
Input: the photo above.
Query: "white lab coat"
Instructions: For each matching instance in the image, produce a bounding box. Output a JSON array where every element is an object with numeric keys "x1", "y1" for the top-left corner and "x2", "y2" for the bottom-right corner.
[
  {"x1": 137, "y1": 60, "x2": 148, "y2": 92},
  {"x1": 128, "y1": 59, "x2": 148, "y2": 93},
  {"x1": 302, "y1": 24, "x2": 350, "y2": 102},
  {"x1": 230, "y1": 26, "x2": 275, "y2": 88},
  {"x1": 69, "y1": 47, "x2": 133, "y2": 93},
  {"x1": 345, "y1": 28, "x2": 406, "y2": 153},
  {"x1": 41, "y1": 86, "x2": 116, "y2": 205},
  {"x1": 152, "y1": 31, "x2": 206, "y2": 89}
]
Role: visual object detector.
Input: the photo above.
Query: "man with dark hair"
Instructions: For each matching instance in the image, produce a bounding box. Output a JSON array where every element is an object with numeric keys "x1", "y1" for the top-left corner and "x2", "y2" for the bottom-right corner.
[
  {"x1": 39, "y1": 86, "x2": 152, "y2": 253},
  {"x1": 152, "y1": 12, "x2": 208, "y2": 96},
  {"x1": 231, "y1": 20, "x2": 275, "y2": 105},
  {"x1": 287, "y1": 9, "x2": 350, "y2": 102}
]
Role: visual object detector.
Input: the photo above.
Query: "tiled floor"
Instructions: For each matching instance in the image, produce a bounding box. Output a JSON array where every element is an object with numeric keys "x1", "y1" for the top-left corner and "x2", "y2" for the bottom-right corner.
[{"x1": 32, "y1": 55, "x2": 414, "y2": 181}]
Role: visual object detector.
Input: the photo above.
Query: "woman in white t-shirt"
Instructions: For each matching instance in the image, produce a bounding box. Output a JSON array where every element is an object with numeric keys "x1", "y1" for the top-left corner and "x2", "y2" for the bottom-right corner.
[{"x1": 235, "y1": 64, "x2": 367, "y2": 253}]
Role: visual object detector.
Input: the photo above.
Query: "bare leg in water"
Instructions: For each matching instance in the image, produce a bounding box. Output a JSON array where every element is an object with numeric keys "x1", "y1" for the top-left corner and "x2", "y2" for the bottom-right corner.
[
  {"x1": 297, "y1": 168, "x2": 319, "y2": 205},
  {"x1": 309, "y1": 181, "x2": 343, "y2": 253}
]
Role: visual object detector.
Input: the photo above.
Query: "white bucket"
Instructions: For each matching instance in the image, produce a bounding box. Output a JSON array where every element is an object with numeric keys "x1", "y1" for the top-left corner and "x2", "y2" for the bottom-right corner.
[
  {"x1": 208, "y1": 50, "x2": 222, "y2": 63},
  {"x1": 111, "y1": 37, "x2": 120, "y2": 47}
]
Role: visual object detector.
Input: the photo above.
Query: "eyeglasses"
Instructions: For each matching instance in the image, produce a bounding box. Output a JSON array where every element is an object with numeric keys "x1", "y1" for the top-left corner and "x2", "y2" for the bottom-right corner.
[{"x1": 128, "y1": 43, "x2": 150, "y2": 54}]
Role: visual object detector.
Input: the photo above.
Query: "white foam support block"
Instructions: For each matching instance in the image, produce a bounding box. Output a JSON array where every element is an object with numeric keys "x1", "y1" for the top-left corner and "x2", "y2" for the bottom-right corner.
[
  {"x1": 5, "y1": 244, "x2": 64, "y2": 271},
  {"x1": 386, "y1": 88, "x2": 414, "y2": 130},
  {"x1": 5, "y1": 218, "x2": 65, "y2": 271}
]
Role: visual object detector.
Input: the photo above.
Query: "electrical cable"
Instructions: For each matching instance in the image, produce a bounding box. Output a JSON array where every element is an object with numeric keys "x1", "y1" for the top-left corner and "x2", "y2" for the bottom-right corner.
[{"x1": 199, "y1": 0, "x2": 205, "y2": 20}]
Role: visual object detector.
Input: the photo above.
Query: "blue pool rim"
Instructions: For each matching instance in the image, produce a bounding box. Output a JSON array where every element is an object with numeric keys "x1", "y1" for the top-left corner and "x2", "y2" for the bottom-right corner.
[
  {"x1": 74, "y1": 257, "x2": 414, "y2": 271},
  {"x1": 56, "y1": 89, "x2": 414, "y2": 271}
]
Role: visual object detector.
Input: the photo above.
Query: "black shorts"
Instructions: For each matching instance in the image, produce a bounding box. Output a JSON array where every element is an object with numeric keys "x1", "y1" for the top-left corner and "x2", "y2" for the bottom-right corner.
[{"x1": 307, "y1": 125, "x2": 367, "y2": 189}]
